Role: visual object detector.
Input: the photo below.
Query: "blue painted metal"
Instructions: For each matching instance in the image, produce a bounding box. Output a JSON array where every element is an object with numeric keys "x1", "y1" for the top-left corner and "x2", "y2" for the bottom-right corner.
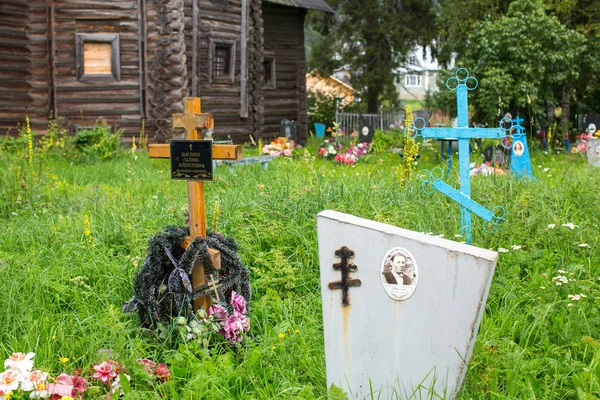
[
  {"x1": 406, "y1": 68, "x2": 511, "y2": 244},
  {"x1": 509, "y1": 116, "x2": 534, "y2": 178}
]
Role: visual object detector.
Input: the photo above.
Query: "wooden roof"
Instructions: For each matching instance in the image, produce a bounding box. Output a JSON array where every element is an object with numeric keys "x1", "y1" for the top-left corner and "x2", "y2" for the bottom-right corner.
[{"x1": 263, "y1": 0, "x2": 334, "y2": 13}]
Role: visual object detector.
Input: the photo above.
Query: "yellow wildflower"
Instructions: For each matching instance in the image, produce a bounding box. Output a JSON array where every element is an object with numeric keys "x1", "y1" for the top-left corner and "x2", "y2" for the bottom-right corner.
[
  {"x1": 278, "y1": 333, "x2": 285, "y2": 339},
  {"x1": 83, "y1": 215, "x2": 93, "y2": 245},
  {"x1": 295, "y1": 329, "x2": 299, "y2": 333},
  {"x1": 4, "y1": 391, "x2": 14, "y2": 400},
  {"x1": 26, "y1": 115, "x2": 33, "y2": 167},
  {"x1": 58, "y1": 357, "x2": 69, "y2": 363}
]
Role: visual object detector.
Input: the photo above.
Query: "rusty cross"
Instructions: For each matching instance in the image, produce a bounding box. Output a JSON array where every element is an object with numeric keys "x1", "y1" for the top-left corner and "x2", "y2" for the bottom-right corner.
[
  {"x1": 206, "y1": 274, "x2": 223, "y2": 302},
  {"x1": 148, "y1": 97, "x2": 241, "y2": 313},
  {"x1": 328, "y1": 246, "x2": 362, "y2": 307}
]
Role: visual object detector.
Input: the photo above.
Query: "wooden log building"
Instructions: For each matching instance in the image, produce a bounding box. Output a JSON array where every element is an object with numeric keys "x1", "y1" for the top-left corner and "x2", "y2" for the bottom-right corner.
[{"x1": 0, "y1": 0, "x2": 333, "y2": 144}]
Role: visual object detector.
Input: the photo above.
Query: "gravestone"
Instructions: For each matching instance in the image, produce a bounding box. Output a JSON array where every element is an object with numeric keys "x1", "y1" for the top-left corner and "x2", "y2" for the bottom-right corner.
[
  {"x1": 482, "y1": 145, "x2": 510, "y2": 166},
  {"x1": 587, "y1": 139, "x2": 600, "y2": 167},
  {"x1": 357, "y1": 116, "x2": 375, "y2": 143},
  {"x1": 509, "y1": 116, "x2": 534, "y2": 178},
  {"x1": 280, "y1": 119, "x2": 297, "y2": 142},
  {"x1": 317, "y1": 210, "x2": 498, "y2": 399},
  {"x1": 583, "y1": 115, "x2": 600, "y2": 137}
]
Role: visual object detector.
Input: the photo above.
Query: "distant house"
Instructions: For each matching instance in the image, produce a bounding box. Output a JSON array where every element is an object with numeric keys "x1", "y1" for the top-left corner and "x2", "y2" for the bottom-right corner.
[
  {"x1": 0, "y1": 0, "x2": 333, "y2": 145},
  {"x1": 306, "y1": 72, "x2": 356, "y2": 105},
  {"x1": 394, "y1": 46, "x2": 444, "y2": 101}
]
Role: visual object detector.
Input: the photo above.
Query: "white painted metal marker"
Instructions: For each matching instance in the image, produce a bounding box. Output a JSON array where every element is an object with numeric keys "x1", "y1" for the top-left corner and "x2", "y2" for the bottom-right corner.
[{"x1": 317, "y1": 210, "x2": 498, "y2": 399}]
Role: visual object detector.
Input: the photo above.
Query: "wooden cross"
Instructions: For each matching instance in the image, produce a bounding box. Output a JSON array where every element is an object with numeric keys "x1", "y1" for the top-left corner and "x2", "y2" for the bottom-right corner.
[
  {"x1": 206, "y1": 274, "x2": 223, "y2": 302},
  {"x1": 148, "y1": 97, "x2": 242, "y2": 312},
  {"x1": 328, "y1": 246, "x2": 362, "y2": 307}
]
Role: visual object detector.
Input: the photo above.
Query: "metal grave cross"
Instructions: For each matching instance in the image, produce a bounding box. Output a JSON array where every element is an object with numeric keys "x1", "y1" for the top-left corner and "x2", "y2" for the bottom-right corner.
[
  {"x1": 148, "y1": 97, "x2": 242, "y2": 312},
  {"x1": 407, "y1": 68, "x2": 512, "y2": 244},
  {"x1": 509, "y1": 116, "x2": 534, "y2": 179},
  {"x1": 206, "y1": 274, "x2": 223, "y2": 302},
  {"x1": 328, "y1": 246, "x2": 362, "y2": 307}
]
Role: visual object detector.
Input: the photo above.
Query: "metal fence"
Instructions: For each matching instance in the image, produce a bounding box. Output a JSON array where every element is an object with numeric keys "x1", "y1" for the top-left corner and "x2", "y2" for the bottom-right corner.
[{"x1": 335, "y1": 108, "x2": 406, "y2": 134}]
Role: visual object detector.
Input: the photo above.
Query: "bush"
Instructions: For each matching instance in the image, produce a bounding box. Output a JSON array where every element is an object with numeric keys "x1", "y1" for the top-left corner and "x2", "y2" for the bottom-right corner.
[
  {"x1": 307, "y1": 90, "x2": 338, "y2": 132},
  {"x1": 71, "y1": 121, "x2": 122, "y2": 160},
  {"x1": 370, "y1": 129, "x2": 404, "y2": 154}
]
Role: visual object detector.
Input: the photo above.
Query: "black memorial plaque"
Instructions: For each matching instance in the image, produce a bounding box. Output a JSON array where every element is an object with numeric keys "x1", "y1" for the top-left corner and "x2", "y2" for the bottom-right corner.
[
  {"x1": 170, "y1": 140, "x2": 213, "y2": 181},
  {"x1": 358, "y1": 116, "x2": 374, "y2": 143},
  {"x1": 280, "y1": 119, "x2": 297, "y2": 142}
]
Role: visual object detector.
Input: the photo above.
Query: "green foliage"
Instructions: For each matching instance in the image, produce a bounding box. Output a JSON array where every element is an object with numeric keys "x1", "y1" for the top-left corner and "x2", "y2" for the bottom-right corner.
[
  {"x1": 71, "y1": 121, "x2": 122, "y2": 160},
  {"x1": 0, "y1": 139, "x2": 599, "y2": 398},
  {"x1": 371, "y1": 129, "x2": 404, "y2": 154},
  {"x1": 307, "y1": 89, "x2": 338, "y2": 131},
  {"x1": 307, "y1": 1, "x2": 436, "y2": 112}
]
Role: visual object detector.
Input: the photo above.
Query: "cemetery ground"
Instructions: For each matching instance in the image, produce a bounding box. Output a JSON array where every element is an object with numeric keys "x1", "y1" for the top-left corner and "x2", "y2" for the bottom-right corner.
[{"x1": 1, "y1": 134, "x2": 599, "y2": 399}]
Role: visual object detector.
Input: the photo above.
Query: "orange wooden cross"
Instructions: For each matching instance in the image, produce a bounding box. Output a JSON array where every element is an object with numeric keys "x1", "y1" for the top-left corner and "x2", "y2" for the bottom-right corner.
[{"x1": 148, "y1": 97, "x2": 242, "y2": 312}]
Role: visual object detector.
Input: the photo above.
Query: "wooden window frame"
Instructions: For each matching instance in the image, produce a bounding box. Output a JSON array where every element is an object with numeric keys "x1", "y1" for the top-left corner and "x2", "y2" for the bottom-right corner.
[
  {"x1": 208, "y1": 38, "x2": 236, "y2": 83},
  {"x1": 76, "y1": 33, "x2": 121, "y2": 82},
  {"x1": 263, "y1": 52, "x2": 276, "y2": 90}
]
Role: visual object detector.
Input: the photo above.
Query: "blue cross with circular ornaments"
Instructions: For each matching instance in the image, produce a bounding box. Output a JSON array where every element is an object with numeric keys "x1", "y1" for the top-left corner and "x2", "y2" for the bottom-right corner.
[{"x1": 406, "y1": 68, "x2": 513, "y2": 244}]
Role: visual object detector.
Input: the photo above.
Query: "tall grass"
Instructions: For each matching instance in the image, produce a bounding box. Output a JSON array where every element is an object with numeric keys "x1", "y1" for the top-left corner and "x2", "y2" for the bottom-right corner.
[{"x1": 0, "y1": 139, "x2": 598, "y2": 399}]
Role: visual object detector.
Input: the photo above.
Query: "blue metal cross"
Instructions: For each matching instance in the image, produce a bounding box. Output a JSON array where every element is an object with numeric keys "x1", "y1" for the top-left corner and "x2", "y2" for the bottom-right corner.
[
  {"x1": 509, "y1": 115, "x2": 534, "y2": 179},
  {"x1": 407, "y1": 68, "x2": 512, "y2": 244}
]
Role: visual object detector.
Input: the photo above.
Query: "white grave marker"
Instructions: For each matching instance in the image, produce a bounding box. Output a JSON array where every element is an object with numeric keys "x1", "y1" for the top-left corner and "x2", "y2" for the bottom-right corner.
[
  {"x1": 317, "y1": 210, "x2": 498, "y2": 399},
  {"x1": 587, "y1": 138, "x2": 600, "y2": 167}
]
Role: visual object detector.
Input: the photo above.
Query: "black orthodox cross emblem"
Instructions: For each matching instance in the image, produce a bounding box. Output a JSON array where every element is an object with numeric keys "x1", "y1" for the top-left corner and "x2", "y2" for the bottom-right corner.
[{"x1": 328, "y1": 246, "x2": 362, "y2": 307}]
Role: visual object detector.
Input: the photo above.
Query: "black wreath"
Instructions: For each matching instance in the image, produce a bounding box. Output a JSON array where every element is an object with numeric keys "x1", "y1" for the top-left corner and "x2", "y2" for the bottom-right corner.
[{"x1": 124, "y1": 226, "x2": 252, "y2": 328}]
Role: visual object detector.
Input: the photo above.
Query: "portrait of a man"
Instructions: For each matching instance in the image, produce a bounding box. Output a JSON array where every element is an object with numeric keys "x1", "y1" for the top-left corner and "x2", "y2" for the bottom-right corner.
[{"x1": 380, "y1": 247, "x2": 418, "y2": 301}]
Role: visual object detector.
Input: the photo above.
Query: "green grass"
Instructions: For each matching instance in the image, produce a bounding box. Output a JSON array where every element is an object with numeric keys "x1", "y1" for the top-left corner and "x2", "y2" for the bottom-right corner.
[{"x1": 0, "y1": 138, "x2": 599, "y2": 399}]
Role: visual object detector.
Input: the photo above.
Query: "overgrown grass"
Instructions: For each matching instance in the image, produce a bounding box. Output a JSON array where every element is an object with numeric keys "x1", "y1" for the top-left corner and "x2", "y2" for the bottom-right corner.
[{"x1": 0, "y1": 138, "x2": 599, "y2": 399}]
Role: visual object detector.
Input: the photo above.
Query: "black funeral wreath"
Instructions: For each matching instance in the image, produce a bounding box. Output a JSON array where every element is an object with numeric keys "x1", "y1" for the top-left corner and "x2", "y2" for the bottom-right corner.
[{"x1": 127, "y1": 226, "x2": 252, "y2": 328}]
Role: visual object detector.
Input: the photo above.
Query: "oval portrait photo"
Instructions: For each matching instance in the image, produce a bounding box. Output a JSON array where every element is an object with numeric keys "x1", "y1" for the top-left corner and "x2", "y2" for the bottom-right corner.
[{"x1": 380, "y1": 247, "x2": 418, "y2": 301}]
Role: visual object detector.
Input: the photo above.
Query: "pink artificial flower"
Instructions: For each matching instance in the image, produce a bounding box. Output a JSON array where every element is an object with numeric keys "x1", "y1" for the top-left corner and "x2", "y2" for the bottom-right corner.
[
  {"x1": 92, "y1": 361, "x2": 118, "y2": 384},
  {"x1": 48, "y1": 373, "x2": 73, "y2": 398},
  {"x1": 20, "y1": 369, "x2": 48, "y2": 392},
  {"x1": 238, "y1": 314, "x2": 250, "y2": 332},
  {"x1": 230, "y1": 291, "x2": 247, "y2": 315},
  {"x1": 283, "y1": 149, "x2": 292, "y2": 157},
  {"x1": 136, "y1": 359, "x2": 157, "y2": 375},
  {"x1": 209, "y1": 304, "x2": 228, "y2": 320},
  {"x1": 154, "y1": 364, "x2": 171, "y2": 382},
  {"x1": 318, "y1": 148, "x2": 327, "y2": 157},
  {"x1": 223, "y1": 315, "x2": 243, "y2": 342},
  {"x1": 578, "y1": 142, "x2": 587, "y2": 153},
  {"x1": 4, "y1": 352, "x2": 35, "y2": 373},
  {"x1": 71, "y1": 375, "x2": 88, "y2": 399},
  {"x1": 0, "y1": 368, "x2": 23, "y2": 394}
]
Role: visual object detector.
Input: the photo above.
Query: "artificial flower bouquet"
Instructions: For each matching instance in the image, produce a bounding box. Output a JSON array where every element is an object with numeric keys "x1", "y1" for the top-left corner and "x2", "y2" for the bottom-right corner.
[
  {"x1": 262, "y1": 137, "x2": 295, "y2": 157},
  {"x1": 0, "y1": 352, "x2": 171, "y2": 399},
  {"x1": 317, "y1": 140, "x2": 371, "y2": 165}
]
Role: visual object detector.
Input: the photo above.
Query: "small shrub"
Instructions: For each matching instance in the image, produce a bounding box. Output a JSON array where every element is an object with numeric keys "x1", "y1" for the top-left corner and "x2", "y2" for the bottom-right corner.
[
  {"x1": 71, "y1": 121, "x2": 122, "y2": 160},
  {"x1": 371, "y1": 129, "x2": 404, "y2": 154}
]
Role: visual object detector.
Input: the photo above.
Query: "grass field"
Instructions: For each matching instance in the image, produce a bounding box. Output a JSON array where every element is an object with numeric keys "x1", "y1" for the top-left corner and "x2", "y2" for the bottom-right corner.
[{"x1": 1, "y1": 135, "x2": 599, "y2": 399}]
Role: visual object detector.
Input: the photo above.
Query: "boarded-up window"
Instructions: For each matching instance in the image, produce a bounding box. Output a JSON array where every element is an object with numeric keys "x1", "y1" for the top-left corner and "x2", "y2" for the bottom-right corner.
[
  {"x1": 83, "y1": 42, "x2": 113, "y2": 75},
  {"x1": 76, "y1": 33, "x2": 120, "y2": 82}
]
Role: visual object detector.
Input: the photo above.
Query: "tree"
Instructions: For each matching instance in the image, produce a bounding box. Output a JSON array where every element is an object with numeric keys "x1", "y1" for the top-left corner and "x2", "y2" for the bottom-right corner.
[{"x1": 307, "y1": 1, "x2": 436, "y2": 113}]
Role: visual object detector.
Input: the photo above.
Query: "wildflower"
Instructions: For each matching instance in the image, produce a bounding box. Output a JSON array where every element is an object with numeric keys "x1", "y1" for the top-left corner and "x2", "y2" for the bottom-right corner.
[
  {"x1": 498, "y1": 248, "x2": 509, "y2": 253},
  {"x1": 3, "y1": 391, "x2": 13, "y2": 400},
  {"x1": 0, "y1": 369, "x2": 23, "y2": 394},
  {"x1": 552, "y1": 275, "x2": 568, "y2": 286},
  {"x1": 579, "y1": 244, "x2": 590, "y2": 248},
  {"x1": 58, "y1": 357, "x2": 69, "y2": 364},
  {"x1": 278, "y1": 333, "x2": 285, "y2": 339},
  {"x1": 568, "y1": 294, "x2": 582, "y2": 301},
  {"x1": 271, "y1": 346, "x2": 276, "y2": 350},
  {"x1": 26, "y1": 115, "x2": 33, "y2": 167},
  {"x1": 557, "y1": 269, "x2": 566, "y2": 273},
  {"x1": 567, "y1": 303, "x2": 574, "y2": 307},
  {"x1": 543, "y1": 167, "x2": 550, "y2": 172},
  {"x1": 562, "y1": 223, "x2": 576, "y2": 230},
  {"x1": 83, "y1": 215, "x2": 93, "y2": 245},
  {"x1": 539, "y1": 286, "x2": 545, "y2": 290},
  {"x1": 511, "y1": 245, "x2": 522, "y2": 250},
  {"x1": 295, "y1": 329, "x2": 299, "y2": 333},
  {"x1": 4, "y1": 352, "x2": 35, "y2": 373},
  {"x1": 92, "y1": 361, "x2": 118, "y2": 384},
  {"x1": 154, "y1": 364, "x2": 170, "y2": 382},
  {"x1": 547, "y1": 224, "x2": 556, "y2": 229},
  {"x1": 454, "y1": 234, "x2": 462, "y2": 238}
]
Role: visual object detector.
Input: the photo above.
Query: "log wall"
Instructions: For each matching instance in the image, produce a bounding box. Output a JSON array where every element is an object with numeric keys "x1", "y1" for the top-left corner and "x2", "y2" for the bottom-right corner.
[
  {"x1": 50, "y1": 0, "x2": 144, "y2": 136},
  {"x1": 0, "y1": 0, "x2": 32, "y2": 133},
  {"x1": 183, "y1": 0, "x2": 254, "y2": 143},
  {"x1": 262, "y1": 4, "x2": 307, "y2": 144}
]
